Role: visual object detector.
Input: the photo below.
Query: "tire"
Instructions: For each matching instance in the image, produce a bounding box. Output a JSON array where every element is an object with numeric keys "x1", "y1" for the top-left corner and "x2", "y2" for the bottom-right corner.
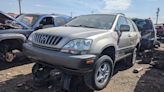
[
  {"x1": 32, "y1": 63, "x2": 53, "y2": 87},
  {"x1": 126, "y1": 48, "x2": 137, "y2": 67},
  {"x1": 85, "y1": 55, "x2": 114, "y2": 91}
]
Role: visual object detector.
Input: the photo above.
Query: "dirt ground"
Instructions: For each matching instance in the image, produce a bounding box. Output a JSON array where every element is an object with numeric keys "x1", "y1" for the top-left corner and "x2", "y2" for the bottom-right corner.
[{"x1": 0, "y1": 40, "x2": 164, "y2": 92}]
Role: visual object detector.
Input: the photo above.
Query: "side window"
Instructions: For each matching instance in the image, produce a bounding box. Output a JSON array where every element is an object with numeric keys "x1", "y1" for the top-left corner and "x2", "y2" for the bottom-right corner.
[
  {"x1": 40, "y1": 17, "x2": 54, "y2": 26},
  {"x1": 116, "y1": 16, "x2": 129, "y2": 32},
  {"x1": 55, "y1": 18, "x2": 66, "y2": 26}
]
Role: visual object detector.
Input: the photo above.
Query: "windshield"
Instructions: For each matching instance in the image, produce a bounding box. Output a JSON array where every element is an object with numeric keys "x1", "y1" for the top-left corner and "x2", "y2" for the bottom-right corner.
[
  {"x1": 65, "y1": 14, "x2": 116, "y2": 29},
  {"x1": 132, "y1": 19, "x2": 153, "y2": 31},
  {"x1": 16, "y1": 14, "x2": 39, "y2": 27}
]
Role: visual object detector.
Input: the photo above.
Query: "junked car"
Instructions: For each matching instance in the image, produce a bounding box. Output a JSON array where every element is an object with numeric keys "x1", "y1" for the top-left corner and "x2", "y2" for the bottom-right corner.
[
  {"x1": 24, "y1": 13, "x2": 141, "y2": 91},
  {"x1": 156, "y1": 24, "x2": 164, "y2": 39},
  {"x1": 0, "y1": 11, "x2": 71, "y2": 62},
  {"x1": 132, "y1": 18, "x2": 157, "y2": 52},
  {"x1": 16, "y1": 13, "x2": 72, "y2": 30}
]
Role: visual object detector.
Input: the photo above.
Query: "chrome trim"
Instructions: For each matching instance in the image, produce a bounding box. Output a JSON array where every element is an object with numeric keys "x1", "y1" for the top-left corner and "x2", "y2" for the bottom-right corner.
[{"x1": 32, "y1": 33, "x2": 63, "y2": 48}]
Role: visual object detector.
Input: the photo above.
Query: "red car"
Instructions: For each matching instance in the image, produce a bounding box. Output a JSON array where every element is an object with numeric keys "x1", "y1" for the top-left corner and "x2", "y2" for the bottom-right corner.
[{"x1": 156, "y1": 24, "x2": 164, "y2": 39}]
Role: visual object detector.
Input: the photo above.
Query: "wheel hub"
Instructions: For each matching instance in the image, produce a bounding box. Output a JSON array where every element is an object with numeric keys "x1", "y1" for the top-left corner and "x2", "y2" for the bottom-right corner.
[{"x1": 5, "y1": 52, "x2": 16, "y2": 62}]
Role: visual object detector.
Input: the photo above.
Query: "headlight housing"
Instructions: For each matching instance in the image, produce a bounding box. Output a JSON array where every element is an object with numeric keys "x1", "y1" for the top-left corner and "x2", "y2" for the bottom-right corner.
[{"x1": 61, "y1": 39, "x2": 92, "y2": 54}]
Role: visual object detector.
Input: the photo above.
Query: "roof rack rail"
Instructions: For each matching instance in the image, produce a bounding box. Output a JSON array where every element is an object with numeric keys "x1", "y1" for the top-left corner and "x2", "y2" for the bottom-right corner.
[
  {"x1": 51, "y1": 13, "x2": 62, "y2": 16},
  {"x1": 116, "y1": 13, "x2": 125, "y2": 16}
]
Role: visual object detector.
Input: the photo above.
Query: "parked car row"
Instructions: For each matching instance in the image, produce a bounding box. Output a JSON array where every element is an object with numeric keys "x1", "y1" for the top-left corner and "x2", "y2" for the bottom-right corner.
[{"x1": 0, "y1": 12, "x2": 159, "y2": 92}]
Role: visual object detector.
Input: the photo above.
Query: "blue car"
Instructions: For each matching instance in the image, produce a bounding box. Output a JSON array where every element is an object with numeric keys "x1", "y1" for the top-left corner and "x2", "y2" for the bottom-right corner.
[
  {"x1": 16, "y1": 13, "x2": 72, "y2": 30},
  {"x1": 0, "y1": 12, "x2": 71, "y2": 62}
]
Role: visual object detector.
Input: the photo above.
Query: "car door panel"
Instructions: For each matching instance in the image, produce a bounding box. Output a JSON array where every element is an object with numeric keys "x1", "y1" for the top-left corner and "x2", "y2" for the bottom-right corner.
[
  {"x1": 116, "y1": 16, "x2": 131, "y2": 57},
  {"x1": 127, "y1": 19, "x2": 139, "y2": 47}
]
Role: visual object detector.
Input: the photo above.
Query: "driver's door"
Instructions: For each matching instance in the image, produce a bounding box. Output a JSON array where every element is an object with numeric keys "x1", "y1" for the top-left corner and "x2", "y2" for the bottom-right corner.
[{"x1": 116, "y1": 16, "x2": 131, "y2": 56}]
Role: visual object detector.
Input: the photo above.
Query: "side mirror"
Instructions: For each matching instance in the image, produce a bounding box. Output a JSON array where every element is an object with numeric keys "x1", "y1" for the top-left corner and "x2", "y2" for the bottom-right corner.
[{"x1": 120, "y1": 25, "x2": 130, "y2": 32}]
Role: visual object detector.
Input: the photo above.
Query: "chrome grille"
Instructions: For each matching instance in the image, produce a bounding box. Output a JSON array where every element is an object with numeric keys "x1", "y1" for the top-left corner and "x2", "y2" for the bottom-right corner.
[{"x1": 33, "y1": 33, "x2": 63, "y2": 46}]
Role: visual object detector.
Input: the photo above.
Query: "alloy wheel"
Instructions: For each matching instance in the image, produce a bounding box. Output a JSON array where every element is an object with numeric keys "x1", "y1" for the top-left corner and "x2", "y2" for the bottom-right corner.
[{"x1": 95, "y1": 62, "x2": 110, "y2": 87}]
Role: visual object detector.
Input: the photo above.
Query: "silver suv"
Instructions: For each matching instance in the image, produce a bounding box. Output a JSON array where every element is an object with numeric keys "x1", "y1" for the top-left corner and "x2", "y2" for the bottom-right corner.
[{"x1": 23, "y1": 14, "x2": 141, "y2": 91}]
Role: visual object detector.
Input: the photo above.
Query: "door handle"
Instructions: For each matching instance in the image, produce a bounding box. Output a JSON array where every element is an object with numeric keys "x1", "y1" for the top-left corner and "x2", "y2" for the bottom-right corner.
[{"x1": 128, "y1": 34, "x2": 132, "y2": 37}]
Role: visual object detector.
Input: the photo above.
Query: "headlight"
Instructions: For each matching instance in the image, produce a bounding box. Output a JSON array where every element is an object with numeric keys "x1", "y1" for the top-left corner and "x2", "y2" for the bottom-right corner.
[{"x1": 61, "y1": 39, "x2": 92, "y2": 54}]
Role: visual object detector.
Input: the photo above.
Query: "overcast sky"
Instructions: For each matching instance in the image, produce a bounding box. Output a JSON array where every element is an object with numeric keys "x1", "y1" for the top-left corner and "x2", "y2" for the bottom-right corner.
[{"x1": 0, "y1": 0, "x2": 163, "y2": 23}]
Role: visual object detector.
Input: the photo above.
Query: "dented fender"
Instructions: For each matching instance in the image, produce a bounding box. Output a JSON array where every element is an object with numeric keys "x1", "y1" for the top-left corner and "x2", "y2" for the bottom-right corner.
[{"x1": 0, "y1": 33, "x2": 26, "y2": 42}]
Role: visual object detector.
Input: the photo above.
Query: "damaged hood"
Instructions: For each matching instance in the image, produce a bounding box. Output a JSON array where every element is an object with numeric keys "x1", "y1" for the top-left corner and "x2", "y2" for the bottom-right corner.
[{"x1": 0, "y1": 11, "x2": 29, "y2": 29}]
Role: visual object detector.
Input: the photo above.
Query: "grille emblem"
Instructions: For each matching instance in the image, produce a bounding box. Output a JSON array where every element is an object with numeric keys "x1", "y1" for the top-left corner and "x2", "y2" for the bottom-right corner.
[{"x1": 40, "y1": 36, "x2": 48, "y2": 42}]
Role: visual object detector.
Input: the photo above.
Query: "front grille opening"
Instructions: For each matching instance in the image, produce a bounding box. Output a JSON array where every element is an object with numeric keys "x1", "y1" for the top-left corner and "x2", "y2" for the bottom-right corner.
[{"x1": 33, "y1": 33, "x2": 63, "y2": 47}]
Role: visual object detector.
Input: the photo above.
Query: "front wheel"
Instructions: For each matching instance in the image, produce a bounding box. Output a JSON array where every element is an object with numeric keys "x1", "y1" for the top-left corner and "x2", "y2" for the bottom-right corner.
[
  {"x1": 85, "y1": 55, "x2": 114, "y2": 91},
  {"x1": 0, "y1": 44, "x2": 16, "y2": 62}
]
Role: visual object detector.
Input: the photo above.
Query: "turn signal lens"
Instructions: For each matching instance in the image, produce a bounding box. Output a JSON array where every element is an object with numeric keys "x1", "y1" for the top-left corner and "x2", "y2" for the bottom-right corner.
[{"x1": 86, "y1": 59, "x2": 94, "y2": 65}]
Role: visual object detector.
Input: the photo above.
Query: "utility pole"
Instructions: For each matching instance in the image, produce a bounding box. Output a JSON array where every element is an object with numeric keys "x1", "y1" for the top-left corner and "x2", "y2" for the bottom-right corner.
[
  {"x1": 18, "y1": 0, "x2": 22, "y2": 14},
  {"x1": 156, "y1": 8, "x2": 160, "y2": 24}
]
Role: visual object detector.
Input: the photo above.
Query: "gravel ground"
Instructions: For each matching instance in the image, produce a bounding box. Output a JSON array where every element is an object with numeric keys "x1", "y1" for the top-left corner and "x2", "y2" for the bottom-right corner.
[{"x1": 0, "y1": 40, "x2": 164, "y2": 92}]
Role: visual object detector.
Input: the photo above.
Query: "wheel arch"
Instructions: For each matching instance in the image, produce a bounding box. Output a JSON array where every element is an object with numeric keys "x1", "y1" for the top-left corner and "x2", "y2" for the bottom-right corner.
[
  {"x1": 0, "y1": 34, "x2": 26, "y2": 51},
  {"x1": 100, "y1": 45, "x2": 116, "y2": 63},
  {"x1": 0, "y1": 38, "x2": 24, "y2": 51}
]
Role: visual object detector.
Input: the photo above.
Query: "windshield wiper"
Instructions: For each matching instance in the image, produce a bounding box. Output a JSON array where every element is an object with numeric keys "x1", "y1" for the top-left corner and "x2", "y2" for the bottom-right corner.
[
  {"x1": 64, "y1": 25, "x2": 82, "y2": 27},
  {"x1": 65, "y1": 25, "x2": 96, "y2": 28},
  {"x1": 79, "y1": 25, "x2": 96, "y2": 28}
]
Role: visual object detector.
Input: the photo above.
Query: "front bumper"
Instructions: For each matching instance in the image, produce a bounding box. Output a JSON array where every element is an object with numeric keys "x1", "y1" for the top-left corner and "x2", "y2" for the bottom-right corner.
[{"x1": 23, "y1": 43, "x2": 96, "y2": 74}]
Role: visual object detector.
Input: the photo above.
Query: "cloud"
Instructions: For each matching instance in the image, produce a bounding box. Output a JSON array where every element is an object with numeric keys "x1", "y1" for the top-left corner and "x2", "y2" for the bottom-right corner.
[
  {"x1": 102, "y1": 0, "x2": 132, "y2": 13},
  {"x1": 34, "y1": 4, "x2": 48, "y2": 8}
]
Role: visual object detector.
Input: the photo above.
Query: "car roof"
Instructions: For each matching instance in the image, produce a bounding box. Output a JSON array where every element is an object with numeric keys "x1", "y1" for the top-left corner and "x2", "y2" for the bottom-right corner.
[
  {"x1": 19, "y1": 13, "x2": 71, "y2": 18},
  {"x1": 74, "y1": 13, "x2": 125, "y2": 18},
  {"x1": 132, "y1": 18, "x2": 152, "y2": 21}
]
